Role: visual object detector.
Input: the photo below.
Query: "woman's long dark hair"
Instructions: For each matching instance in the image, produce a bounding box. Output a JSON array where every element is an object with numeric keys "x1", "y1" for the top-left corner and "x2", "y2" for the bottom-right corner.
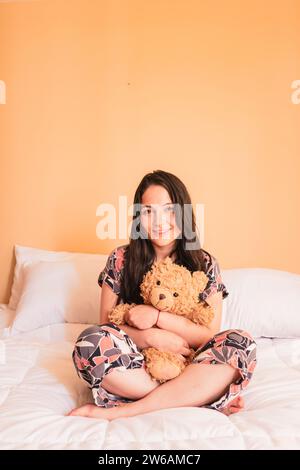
[{"x1": 119, "y1": 170, "x2": 206, "y2": 304}]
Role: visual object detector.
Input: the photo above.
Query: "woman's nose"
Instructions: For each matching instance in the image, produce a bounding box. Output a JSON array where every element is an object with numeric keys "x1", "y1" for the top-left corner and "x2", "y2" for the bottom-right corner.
[{"x1": 159, "y1": 293, "x2": 166, "y2": 300}]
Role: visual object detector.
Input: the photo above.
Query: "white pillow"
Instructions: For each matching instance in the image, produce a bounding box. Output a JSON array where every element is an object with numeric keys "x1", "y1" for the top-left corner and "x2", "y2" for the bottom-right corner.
[
  {"x1": 9, "y1": 247, "x2": 300, "y2": 338},
  {"x1": 8, "y1": 245, "x2": 104, "y2": 310},
  {"x1": 221, "y1": 268, "x2": 300, "y2": 338},
  {"x1": 9, "y1": 256, "x2": 107, "y2": 335}
]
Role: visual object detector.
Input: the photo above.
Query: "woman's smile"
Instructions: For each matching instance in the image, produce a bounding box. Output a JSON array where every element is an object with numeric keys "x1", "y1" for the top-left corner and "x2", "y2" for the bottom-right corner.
[{"x1": 152, "y1": 228, "x2": 171, "y2": 237}]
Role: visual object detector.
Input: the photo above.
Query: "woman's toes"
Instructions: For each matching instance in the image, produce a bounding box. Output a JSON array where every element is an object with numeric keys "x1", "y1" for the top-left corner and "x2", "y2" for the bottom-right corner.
[
  {"x1": 66, "y1": 407, "x2": 80, "y2": 416},
  {"x1": 67, "y1": 404, "x2": 95, "y2": 417},
  {"x1": 67, "y1": 408, "x2": 81, "y2": 417},
  {"x1": 238, "y1": 396, "x2": 245, "y2": 407}
]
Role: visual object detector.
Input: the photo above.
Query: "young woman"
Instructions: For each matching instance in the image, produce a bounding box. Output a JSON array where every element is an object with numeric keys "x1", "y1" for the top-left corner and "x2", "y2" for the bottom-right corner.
[{"x1": 68, "y1": 170, "x2": 257, "y2": 420}]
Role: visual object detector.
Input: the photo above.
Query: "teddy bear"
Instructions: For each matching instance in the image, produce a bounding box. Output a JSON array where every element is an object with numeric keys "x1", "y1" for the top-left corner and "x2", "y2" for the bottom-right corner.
[{"x1": 108, "y1": 257, "x2": 214, "y2": 383}]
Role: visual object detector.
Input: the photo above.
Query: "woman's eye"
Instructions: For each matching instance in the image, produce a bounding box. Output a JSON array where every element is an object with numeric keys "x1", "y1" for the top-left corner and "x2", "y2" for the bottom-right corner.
[
  {"x1": 173, "y1": 292, "x2": 178, "y2": 297},
  {"x1": 141, "y1": 208, "x2": 151, "y2": 215},
  {"x1": 156, "y1": 280, "x2": 161, "y2": 285}
]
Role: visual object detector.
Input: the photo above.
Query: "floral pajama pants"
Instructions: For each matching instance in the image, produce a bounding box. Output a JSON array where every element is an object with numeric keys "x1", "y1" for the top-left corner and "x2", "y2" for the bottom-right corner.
[{"x1": 72, "y1": 322, "x2": 257, "y2": 411}]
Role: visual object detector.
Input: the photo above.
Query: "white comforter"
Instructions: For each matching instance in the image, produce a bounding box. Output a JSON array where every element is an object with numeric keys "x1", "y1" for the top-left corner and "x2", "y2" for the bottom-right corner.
[{"x1": 0, "y1": 308, "x2": 300, "y2": 450}]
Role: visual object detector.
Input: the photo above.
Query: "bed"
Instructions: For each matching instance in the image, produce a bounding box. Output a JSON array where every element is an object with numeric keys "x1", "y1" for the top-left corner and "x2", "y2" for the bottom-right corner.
[{"x1": 0, "y1": 245, "x2": 299, "y2": 450}]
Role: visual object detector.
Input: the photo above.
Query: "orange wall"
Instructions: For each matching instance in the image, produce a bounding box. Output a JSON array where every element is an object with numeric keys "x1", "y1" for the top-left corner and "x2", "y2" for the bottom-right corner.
[{"x1": 0, "y1": 0, "x2": 300, "y2": 304}]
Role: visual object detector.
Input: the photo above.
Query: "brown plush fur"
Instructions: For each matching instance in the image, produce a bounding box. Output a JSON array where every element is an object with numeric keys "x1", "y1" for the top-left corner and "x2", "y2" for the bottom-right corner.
[{"x1": 108, "y1": 257, "x2": 214, "y2": 382}]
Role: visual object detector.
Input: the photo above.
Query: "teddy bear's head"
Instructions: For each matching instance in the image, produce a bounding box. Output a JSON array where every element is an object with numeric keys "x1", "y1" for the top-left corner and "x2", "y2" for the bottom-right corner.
[{"x1": 140, "y1": 257, "x2": 209, "y2": 316}]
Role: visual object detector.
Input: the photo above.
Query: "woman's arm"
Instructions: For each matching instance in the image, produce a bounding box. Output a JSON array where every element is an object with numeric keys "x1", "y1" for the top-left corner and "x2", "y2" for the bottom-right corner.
[
  {"x1": 100, "y1": 284, "x2": 151, "y2": 349},
  {"x1": 100, "y1": 285, "x2": 190, "y2": 352},
  {"x1": 120, "y1": 325, "x2": 191, "y2": 358},
  {"x1": 156, "y1": 292, "x2": 223, "y2": 349},
  {"x1": 118, "y1": 324, "x2": 152, "y2": 349},
  {"x1": 125, "y1": 292, "x2": 223, "y2": 349},
  {"x1": 99, "y1": 284, "x2": 119, "y2": 324}
]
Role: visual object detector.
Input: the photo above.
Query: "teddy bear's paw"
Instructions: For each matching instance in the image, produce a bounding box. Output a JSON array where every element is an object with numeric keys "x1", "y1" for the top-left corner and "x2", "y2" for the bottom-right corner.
[
  {"x1": 108, "y1": 303, "x2": 134, "y2": 325},
  {"x1": 189, "y1": 304, "x2": 214, "y2": 327},
  {"x1": 200, "y1": 304, "x2": 214, "y2": 327},
  {"x1": 148, "y1": 361, "x2": 182, "y2": 383},
  {"x1": 143, "y1": 348, "x2": 186, "y2": 382},
  {"x1": 192, "y1": 270, "x2": 209, "y2": 292}
]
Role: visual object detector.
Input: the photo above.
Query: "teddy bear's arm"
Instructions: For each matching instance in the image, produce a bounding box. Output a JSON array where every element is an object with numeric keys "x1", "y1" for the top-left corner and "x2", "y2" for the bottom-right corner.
[
  {"x1": 108, "y1": 303, "x2": 137, "y2": 325},
  {"x1": 143, "y1": 348, "x2": 187, "y2": 383},
  {"x1": 187, "y1": 302, "x2": 214, "y2": 327}
]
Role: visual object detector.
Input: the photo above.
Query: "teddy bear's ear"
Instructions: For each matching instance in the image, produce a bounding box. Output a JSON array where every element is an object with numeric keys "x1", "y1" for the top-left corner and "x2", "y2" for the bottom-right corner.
[{"x1": 192, "y1": 270, "x2": 209, "y2": 293}]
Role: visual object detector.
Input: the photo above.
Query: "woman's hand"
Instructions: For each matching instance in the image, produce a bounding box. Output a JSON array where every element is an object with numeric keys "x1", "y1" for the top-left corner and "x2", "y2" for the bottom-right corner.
[
  {"x1": 124, "y1": 304, "x2": 159, "y2": 330},
  {"x1": 221, "y1": 396, "x2": 245, "y2": 416},
  {"x1": 146, "y1": 328, "x2": 191, "y2": 359}
]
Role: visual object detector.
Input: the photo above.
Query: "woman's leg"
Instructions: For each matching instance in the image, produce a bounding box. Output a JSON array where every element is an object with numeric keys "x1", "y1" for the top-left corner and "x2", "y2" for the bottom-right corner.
[
  {"x1": 68, "y1": 328, "x2": 256, "y2": 419},
  {"x1": 69, "y1": 361, "x2": 239, "y2": 419},
  {"x1": 101, "y1": 367, "x2": 159, "y2": 399},
  {"x1": 72, "y1": 323, "x2": 159, "y2": 406}
]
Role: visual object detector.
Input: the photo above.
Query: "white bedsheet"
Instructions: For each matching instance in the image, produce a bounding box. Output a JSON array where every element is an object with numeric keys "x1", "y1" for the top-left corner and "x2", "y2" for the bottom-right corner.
[{"x1": 0, "y1": 305, "x2": 300, "y2": 450}]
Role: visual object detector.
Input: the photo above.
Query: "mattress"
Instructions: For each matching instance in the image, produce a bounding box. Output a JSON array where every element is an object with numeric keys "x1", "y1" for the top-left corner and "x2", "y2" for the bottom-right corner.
[{"x1": 0, "y1": 304, "x2": 300, "y2": 450}]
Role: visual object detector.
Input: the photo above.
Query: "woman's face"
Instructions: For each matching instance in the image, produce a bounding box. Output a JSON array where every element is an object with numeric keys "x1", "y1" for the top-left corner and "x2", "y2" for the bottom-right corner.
[{"x1": 140, "y1": 185, "x2": 182, "y2": 247}]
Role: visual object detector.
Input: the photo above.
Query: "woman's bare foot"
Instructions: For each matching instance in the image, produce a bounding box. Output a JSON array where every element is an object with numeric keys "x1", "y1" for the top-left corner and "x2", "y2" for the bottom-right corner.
[
  {"x1": 67, "y1": 403, "x2": 97, "y2": 417},
  {"x1": 66, "y1": 403, "x2": 125, "y2": 420},
  {"x1": 221, "y1": 395, "x2": 245, "y2": 416}
]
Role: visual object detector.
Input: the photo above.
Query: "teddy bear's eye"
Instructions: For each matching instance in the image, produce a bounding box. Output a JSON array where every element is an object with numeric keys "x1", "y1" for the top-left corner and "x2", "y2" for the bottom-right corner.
[
  {"x1": 173, "y1": 292, "x2": 178, "y2": 297},
  {"x1": 156, "y1": 280, "x2": 161, "y2": 286}
]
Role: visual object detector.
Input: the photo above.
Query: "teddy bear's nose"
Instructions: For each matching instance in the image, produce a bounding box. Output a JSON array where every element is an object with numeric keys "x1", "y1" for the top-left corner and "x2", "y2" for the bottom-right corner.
[{"x1": 159, "y1": 293, "x2": 166, "y2": 300}]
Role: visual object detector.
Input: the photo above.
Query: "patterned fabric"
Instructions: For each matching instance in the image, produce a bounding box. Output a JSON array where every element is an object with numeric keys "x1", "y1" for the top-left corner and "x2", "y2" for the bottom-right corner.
[
  {"x1": 72, "y1": 323, "x2": 145, "y2": 407},
  {"x1": 72, "y1": 323, "x2": 257, "y2": 411},
  {"x1": 98, "y1": 245, "x2": 229, "y2": 304},
  {"x1": 199, "y1": 249, "x2": 229, "y2": 302},
  {"x1": 98, "y1": 245, "x2": 127, "y2": 296},
  {"x1": 192, "y1": 329, "x2": 257, "y2": 411}
]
